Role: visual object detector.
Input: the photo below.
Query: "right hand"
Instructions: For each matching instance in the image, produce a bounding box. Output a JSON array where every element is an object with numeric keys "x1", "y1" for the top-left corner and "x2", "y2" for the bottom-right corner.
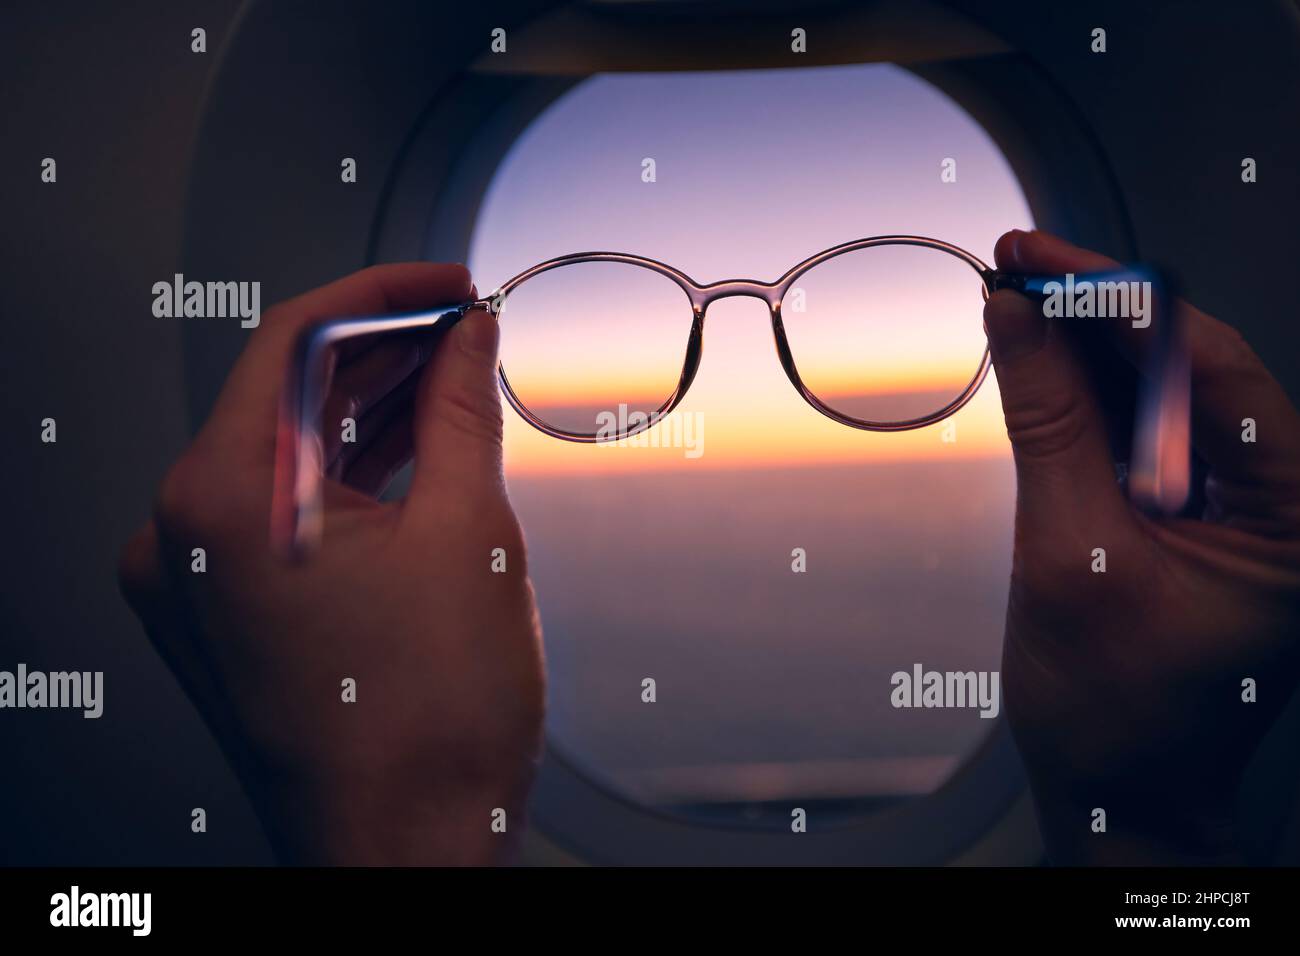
[{"x1": 985, "y1": 229, "x2": 1300, "y2": 864}]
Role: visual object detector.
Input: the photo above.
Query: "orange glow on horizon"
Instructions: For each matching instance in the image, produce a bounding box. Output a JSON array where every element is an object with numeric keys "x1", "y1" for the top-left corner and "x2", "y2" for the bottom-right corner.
[
  {"x1": 504, "y1": 360, "x2": 982, "y2": 409},
  {"x1": 502, "y1": 375, "x2": 1010, "y2": 475}
]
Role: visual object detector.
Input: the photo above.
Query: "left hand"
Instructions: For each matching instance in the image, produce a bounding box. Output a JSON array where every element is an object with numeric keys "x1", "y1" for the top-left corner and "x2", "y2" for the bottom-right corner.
[{"x1": 119, "y1": 264, "x2": 546, "y2": 865}]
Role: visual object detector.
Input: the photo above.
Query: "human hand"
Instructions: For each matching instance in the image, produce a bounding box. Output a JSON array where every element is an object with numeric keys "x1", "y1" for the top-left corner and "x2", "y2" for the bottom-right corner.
[
  {"x1": 118, "y1": 264, "x2": 544, "y2": 865},
  {"x1": 984, "y1": 229, "x2": 1300, "y2": 864}
]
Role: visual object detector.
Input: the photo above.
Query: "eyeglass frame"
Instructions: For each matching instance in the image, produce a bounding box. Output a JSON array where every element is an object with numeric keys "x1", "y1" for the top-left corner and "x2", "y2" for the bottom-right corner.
[
  {"x1": 272, "y1": 235, "x2": 1188, "y2": 557},
  {"x1": 495, "y1": 235, "x2": 995, "y2": 442}
]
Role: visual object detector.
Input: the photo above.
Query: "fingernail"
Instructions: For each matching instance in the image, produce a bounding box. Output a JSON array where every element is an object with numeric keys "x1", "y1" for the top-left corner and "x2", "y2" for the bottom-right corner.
[
  {"x1": 1006, "y1": 228, "x2": 1027, "y2": 262},
  {"x1": 457, "y1": 309, "x2": 498, "y2": 360}
]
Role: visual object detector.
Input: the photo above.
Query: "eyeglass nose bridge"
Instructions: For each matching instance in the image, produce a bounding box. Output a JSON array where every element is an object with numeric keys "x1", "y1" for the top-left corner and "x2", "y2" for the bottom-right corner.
[{"x1": 689, "y1": 277, "x2": 783, "y2": 313}]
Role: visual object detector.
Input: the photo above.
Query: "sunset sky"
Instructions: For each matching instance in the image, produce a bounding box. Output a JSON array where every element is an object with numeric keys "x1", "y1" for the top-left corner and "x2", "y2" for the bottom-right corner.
[{"x1": 470, "y1": 63, "x2": 1032, "y2": 475}]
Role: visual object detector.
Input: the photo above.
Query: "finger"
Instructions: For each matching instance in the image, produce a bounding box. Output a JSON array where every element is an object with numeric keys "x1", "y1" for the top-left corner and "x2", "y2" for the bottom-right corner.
[
  {"x1": 117, "y1": 521, "x2": 225, "y2": 713},
  {"x1": 202, "y1": 263, "x2": 472, "y2": 470},
  {"x1": 995, "y1": 230, "x2": 1142, "y2": 464},
  {"x1": 1000, "y1": 230, "x2": 1300, "y2": 494},
  {"x1": 118, "y1": 520, "x2": 168, "y2": 614},
  {"x1": 321, "y1": 334, "x2": 429, "y2": 469},
  {"x1": 995, "y1": 228, "x2": 1120, "y2": 275},
  {"x1": 406, "y1": 307, "x2": 506, "y2": 510},
  {"x1": 997, "y1": 228, "x2": 1173, "y2": 368},
  {"x1": 983, "y1": 287, "x2": 1129, "y2": 537}
]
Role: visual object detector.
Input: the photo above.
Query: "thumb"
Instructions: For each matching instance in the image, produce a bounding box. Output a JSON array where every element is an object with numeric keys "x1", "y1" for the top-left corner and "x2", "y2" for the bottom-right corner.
[
  {"x1": 407, "y1": 307, "x2": 506, "y2": 505},
  {"x1": 983, "y1": 286, "x2": 1125, "y2": 533}
]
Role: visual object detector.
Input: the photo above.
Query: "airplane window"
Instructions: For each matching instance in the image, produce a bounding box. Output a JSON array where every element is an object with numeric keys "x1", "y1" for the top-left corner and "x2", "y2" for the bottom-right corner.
[{"x1": 465, "y1": 63, "x2": 1034, "y2": 828}]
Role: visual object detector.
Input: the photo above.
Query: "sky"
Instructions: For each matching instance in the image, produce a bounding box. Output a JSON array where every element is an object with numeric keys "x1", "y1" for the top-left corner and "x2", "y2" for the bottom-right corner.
[
  {"x1": 470, "y1": 63, "x2": 1033, "y2": 474},
  {"x1": 461, "y1": 63, "x2": 1034, "y2": 819}
]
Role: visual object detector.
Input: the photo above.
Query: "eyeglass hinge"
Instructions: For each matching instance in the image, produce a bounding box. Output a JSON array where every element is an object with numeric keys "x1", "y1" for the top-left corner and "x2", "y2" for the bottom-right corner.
[{"x1": 987, "y1": 271, "x2": 1026, "y2": 293}]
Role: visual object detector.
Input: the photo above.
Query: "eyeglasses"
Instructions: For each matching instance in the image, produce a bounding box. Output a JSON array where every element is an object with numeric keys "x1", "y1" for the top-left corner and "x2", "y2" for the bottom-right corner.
[{"x1": 273, "y1": 235, "x2": 1189, "y2": 556}]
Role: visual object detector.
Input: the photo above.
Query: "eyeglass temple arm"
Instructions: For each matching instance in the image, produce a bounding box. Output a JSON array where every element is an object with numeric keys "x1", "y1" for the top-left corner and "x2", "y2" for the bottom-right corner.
[
  {"x1": 984, "y1": 267, "x2": 1191, "y2": 516},
  {"x1": 989, "y1": 267, "x2": 1156, "y2": 296},
  {"x1": 271, "y1": 299, "x2": 485, "y2": 559}
]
